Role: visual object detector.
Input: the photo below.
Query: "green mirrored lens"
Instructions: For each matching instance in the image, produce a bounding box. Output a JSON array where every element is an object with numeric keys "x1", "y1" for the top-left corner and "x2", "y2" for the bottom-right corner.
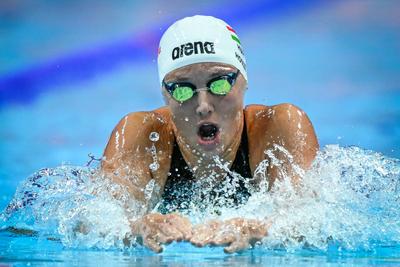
[
  {"x1": 209, "y1": 79, "x2": 232, "y2": 95},
  {"x1": 172, "y1": 86, "x2": 194, "y2": 102}
]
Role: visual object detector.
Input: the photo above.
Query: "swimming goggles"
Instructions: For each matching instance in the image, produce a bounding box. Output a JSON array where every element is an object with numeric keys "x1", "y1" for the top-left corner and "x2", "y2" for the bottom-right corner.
[{"x1": 163, "y1": 70, "x2": 240, "y2": 102}]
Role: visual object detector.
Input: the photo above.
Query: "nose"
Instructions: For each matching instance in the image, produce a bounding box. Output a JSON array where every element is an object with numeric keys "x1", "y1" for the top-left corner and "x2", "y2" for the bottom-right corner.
[{"x1": 196, "y1": 90, "x2": 214, "y2": 118}]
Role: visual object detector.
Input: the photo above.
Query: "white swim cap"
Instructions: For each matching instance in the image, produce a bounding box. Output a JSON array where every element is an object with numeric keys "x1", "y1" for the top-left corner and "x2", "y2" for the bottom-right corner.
[{"x1": 157, "y1": 15, "x2": 247, "y2": 85}]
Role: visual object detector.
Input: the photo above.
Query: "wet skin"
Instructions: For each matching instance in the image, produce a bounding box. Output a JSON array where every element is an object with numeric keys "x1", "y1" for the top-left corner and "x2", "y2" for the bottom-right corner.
[
  {"x1": 162, "y1": 62, "x2": 246, "y2": 179},
  {"x1": 101, "y1": 62, "x2": 319, "y2": 253}
]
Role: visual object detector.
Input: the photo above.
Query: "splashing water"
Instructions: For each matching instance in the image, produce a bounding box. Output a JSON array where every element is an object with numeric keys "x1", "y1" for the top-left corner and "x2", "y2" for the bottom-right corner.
[
  {"x1": 147, "y1": 133, "x2": 160, "y2": 171},
  {"x1": 0, "y1": 166, "x2": 144, "y2": 249},
  {"x1": 235, "y1": 145, "x2": 400, "y2": 252},
  {"x1": 1, "y1": 145, "x2": 399, "y2": 253}
]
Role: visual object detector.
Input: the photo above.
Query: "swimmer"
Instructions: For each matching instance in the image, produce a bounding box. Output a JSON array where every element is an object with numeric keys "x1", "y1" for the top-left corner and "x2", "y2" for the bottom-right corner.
[{"x1": 101, "y1": 15, "x2": 319, "y2": 253}]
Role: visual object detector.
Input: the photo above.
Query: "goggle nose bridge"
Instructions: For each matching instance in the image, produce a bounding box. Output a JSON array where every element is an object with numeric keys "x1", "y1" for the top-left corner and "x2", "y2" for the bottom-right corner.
[{"x1": 195, "y1": 87, "x2": 209, "y2": 93}]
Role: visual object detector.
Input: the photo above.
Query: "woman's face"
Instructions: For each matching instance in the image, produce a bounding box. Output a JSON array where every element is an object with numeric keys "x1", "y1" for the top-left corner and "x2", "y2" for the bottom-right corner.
[{"x1": 162, "y1": 62, "x2": 247, "y2": 156}]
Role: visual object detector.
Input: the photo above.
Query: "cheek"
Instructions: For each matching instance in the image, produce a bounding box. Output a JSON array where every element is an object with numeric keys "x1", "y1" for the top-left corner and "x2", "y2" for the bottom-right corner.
[
  {"x1": 169, "y1": 101, "x2": 196, "y2": 129},
  {"x1": 218, "y1": 92, "x2": 243, "y2": 119},
  {"x1": 170, "y1": 101, "x2": 195, "y2": 118}
]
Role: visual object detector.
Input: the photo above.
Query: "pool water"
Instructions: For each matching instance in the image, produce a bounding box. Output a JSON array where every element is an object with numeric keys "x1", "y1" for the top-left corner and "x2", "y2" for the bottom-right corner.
[
  {"x1": 1, "y1": 237, "x2": 400, "y2": 266},
  {"x1": 1, "y1": 145, "x2": 400, "y2": 266},
  {"x1": 1, "y1": 0, "x2": 400, "y2": 266}
]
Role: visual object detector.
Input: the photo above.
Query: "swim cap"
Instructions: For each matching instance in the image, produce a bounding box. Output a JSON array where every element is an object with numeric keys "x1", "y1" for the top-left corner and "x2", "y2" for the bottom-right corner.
[{"x1": 157, "y1": 15, "x2": 247, "y2": 85}]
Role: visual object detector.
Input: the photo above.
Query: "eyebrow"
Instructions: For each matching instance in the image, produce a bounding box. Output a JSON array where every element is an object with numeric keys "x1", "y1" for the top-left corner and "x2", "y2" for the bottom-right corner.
[{"x1": 165, "y1": 67, "x2": 235, "y2": 83}]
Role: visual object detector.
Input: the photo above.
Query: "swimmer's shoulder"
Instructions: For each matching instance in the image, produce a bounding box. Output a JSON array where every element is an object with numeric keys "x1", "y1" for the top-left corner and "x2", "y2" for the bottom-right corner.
[
  {"x1": 121, "y1": 106, "x2": 173, "y2": 129},
  {"x1": 244, "y1": 103, "x2": 318, "y2": 174},
  {"x1": 102, "y1": 107, "x2": 175, "y2": 201},
  {"x1": 103, "y1": 106, "x2": 175, "y2": 160},
  {"x1": 244, "y1": 103, "x2": 309, "y2": 128}
]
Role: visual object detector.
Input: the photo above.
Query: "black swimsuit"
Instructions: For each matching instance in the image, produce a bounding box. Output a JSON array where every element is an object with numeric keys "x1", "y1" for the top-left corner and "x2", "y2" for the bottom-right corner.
[{"x1": 158, "y1": 123, "x2": 252, "y2": 214}]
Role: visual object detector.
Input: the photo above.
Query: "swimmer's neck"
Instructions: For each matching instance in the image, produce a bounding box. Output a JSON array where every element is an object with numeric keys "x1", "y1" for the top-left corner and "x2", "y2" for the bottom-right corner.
[{"x1": 173, "y1": 118, "x2": 244, "y2": 181}]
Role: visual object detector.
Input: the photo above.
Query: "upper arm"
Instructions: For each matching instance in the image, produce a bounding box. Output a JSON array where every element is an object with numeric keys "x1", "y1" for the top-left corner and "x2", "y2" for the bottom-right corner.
[
  {"x1": 272, "y1": 103, "x2": 319, "y2": 169},
  {"x1": 101, "y1": 109, "x2": 174, "y2": 203},
  {"x1": 102, "y1": 112, "x2": 143, "y2": 164},
  {"x1": 101, "y1": 112, "x2": 153, "y2": 201},
  {"x1": 102, "y1": 112, "x2": 149, "y2": 174},
  {"x1": 246, "y1": 104, "x2": 319, "y2": 187}
]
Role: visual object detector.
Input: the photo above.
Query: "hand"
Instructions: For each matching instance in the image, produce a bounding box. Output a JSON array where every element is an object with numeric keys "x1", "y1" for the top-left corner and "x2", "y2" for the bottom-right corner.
[
  {"x1": 190, "y1": 218, "x2": 269, "y2": 253},
  {"x1": 130, "y1": 213, "x2": 192, "y2": 253}
]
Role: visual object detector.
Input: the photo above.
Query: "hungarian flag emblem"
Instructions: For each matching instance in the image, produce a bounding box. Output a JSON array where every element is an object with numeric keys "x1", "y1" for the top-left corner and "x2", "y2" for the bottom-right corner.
[{"x1": 226, "y1": 25, "x2": 240, "y2": 45}]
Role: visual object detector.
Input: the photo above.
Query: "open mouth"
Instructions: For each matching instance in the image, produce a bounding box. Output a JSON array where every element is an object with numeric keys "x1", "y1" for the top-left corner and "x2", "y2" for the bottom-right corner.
[{"x1": 197, "y1": 123, "x2": 220, "y2": 147}]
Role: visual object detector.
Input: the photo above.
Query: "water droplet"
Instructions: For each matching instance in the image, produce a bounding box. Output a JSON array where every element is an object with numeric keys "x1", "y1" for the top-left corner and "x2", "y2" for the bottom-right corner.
[
  {"x1": 144, "y1": 179, "x2": 156, "y2": 200},
  {"x1": 149, "y1": 132, "x2": 159, "y2": 142},
  {"x1": 149, "y1": 162, "x2": 159, "y2": 171},
  {"x1": 184, "y1": 117, "x2": 189, "y2": 122}
]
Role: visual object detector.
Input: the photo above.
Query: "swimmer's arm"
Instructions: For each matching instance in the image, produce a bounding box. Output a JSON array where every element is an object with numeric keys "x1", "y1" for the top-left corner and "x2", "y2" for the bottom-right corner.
[
  {"x1": 72, "y1": 112, "x2": 152, "y2": 238},
  {"x1": 264, "y1": 104, "x2": 319, "y2": 187},
  {"x1": 101, "y1": 111, "x2": 156, "y2": 204},
  {"x1": 101, "y1": 107, "x2": 175, "y2": 205},
  {"x1": 100, "y1": 110, "x2": 193, "y2": 253}
]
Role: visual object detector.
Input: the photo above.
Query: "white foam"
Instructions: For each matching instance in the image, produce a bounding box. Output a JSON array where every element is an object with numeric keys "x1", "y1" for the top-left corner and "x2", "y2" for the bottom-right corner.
[{"x1": 1, "y1": 145, "x2": 399, "y2": 252}]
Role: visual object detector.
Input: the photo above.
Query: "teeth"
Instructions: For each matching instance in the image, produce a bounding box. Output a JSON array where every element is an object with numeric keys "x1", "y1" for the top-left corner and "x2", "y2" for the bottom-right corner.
[
  {"x1": 198, "y1": 123, "x2": 218, "y2": 141},
  {"x1": 202, "y1": 135, "x2": 216, "y2": 141}
]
